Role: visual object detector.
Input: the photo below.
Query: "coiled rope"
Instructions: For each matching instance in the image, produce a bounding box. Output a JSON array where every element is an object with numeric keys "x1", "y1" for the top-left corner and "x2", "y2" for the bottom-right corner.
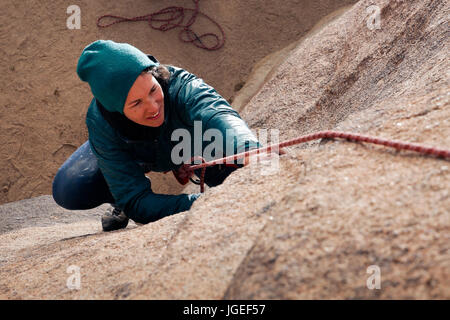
[
  {"x1": 97, "y1": 0, "x2": 225, "y2": 51},
  {"x1": 178, "y1": 130, "x2": 450, "y2": 193}
]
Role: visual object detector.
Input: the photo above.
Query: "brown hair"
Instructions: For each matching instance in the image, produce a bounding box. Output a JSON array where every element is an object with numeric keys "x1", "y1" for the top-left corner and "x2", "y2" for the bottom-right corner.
[{"x1": 143, "y1": 65, "x2": 170, "y2": 87}]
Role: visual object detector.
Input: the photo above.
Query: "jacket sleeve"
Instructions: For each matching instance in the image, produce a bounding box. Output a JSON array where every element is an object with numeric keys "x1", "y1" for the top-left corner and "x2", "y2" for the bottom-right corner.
[
  {"x1": 170, "y1": 69, "x2": 261, "y2": 163},
  {"x1": 86, "y1": 114, "x2": 200, "y2": 224}
]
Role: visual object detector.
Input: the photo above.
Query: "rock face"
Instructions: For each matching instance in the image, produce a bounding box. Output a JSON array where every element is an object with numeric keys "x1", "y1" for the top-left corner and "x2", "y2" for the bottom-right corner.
[{"x1": 0, "y1": 0, "x2": 449, "y2": 299}]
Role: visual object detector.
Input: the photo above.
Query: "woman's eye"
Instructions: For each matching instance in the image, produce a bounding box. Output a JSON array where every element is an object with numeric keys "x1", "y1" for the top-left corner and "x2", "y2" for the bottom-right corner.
[{"x1": 150, "y1": 86, "x2": 156, "y2": 93}]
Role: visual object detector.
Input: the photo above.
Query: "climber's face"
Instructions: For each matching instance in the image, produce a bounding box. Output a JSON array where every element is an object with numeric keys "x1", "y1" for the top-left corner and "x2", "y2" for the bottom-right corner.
[{"x1": 123, "y1": 72, "x2": 165, "y2": 127}]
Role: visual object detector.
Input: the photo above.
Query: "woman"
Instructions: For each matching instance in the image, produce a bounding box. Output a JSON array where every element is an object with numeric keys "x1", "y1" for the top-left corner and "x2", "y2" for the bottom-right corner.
[{"x1": 52, "y1": 40, "x2": 260, "y2": 231}]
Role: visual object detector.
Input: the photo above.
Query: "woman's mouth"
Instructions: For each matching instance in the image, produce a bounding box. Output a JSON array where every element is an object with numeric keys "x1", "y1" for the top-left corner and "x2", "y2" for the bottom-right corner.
[{"x1": 146, "y1": 108, "x2": 161, "y2": 120}]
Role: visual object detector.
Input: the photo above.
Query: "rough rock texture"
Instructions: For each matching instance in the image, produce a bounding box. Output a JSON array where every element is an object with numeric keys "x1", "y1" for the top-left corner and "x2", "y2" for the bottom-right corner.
[
  {"x1": 232, "y1": 4, "x2": 354, "y2": 112},
  {"x1": 0, "y1": 0, "x2": 356, "y2": 205},
  {"x1": 0, "y1": 0, "x2": 449, "y2": 299}
]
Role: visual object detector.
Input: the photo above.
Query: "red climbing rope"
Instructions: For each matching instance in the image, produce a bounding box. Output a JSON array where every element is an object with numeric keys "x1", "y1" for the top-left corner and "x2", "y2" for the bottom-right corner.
[
  {"x1": 181, "y1": 130, "x2": 450, "y2": 193},
  {"x1": 96, "y1": 0, "x2": 225, "y2": 51}
]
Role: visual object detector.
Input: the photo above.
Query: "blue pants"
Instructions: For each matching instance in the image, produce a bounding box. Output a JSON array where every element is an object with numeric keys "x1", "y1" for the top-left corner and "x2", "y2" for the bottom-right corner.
[
  {"x1": 52, "y1": 141, "x2": 115, "y2": 210},
  {"x1": 52, "y1": 140, "x2": 238, "y2": 210}
]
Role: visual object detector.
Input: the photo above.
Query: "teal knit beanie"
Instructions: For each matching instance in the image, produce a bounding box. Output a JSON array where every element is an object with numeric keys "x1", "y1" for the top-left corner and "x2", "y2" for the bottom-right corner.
[{"x1": 76, "y1": 40, "x2": 159, "y2": 114}]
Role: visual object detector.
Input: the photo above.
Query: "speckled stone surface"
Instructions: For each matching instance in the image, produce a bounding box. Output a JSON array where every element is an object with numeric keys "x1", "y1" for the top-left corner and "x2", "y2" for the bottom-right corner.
[{"x1": 0, "y1": 0, "x2": 448, "y2": 299}]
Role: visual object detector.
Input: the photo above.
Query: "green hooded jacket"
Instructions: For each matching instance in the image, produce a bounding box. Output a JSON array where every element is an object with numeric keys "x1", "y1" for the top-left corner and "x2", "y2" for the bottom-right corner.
[{"x1": 85, "y1": 64, "x2": 260, "y2": 223}]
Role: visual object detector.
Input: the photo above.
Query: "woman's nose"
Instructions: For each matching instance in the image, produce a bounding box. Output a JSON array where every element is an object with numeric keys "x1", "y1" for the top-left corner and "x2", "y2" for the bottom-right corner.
[{"x1": 143, "y1": 96, "x2": 159, "y2": 112}]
